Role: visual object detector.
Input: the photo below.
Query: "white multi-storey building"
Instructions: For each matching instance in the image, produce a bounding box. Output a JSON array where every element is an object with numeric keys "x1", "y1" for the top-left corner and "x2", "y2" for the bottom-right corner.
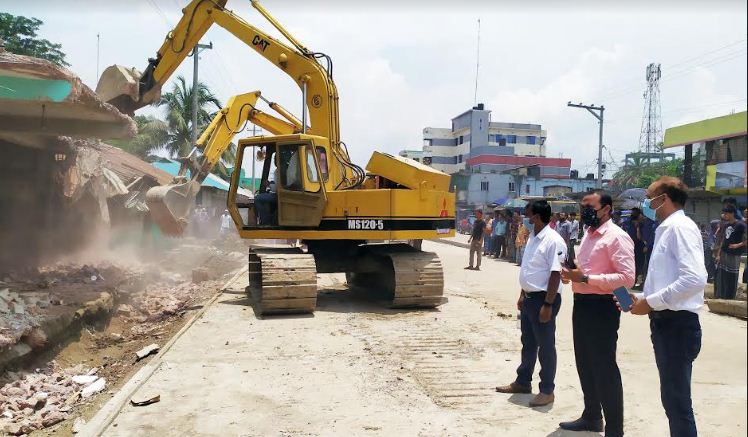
[{"x1": 421, "y1": 104, "x2": 547, "y2": 174}]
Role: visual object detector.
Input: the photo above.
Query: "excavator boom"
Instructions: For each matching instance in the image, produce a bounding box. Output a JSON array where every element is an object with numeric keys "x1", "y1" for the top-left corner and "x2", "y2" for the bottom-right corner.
[{"x1": 146, "y1": 91, "x2": 296, "y2": 235}]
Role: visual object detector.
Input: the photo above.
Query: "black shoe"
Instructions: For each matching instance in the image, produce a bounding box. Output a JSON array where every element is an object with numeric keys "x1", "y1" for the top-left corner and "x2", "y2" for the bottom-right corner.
[{"x1": 559, "y1": 417, "x2": 604, "y2": 432}]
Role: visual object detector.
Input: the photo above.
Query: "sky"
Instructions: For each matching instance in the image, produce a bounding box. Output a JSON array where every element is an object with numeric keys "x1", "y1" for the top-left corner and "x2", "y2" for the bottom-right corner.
[{"x1": 5, "y1": 0, "x2": 747, "y2": 177}]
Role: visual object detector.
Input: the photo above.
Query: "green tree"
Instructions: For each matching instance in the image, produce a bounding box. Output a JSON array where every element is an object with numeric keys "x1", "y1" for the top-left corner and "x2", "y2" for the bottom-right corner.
[
  {"x1": 611, "y1": 156, "x2": 683, "y2": 189},
  {"x1": 158, "y1": 75, "x2": 222, "y2": 158},
  {"x1": 109, "y1": 115, "x2": 169, "y2": 160},
  {"x1": 0, "y1": 13, "x2": 69, "y2": 67}
]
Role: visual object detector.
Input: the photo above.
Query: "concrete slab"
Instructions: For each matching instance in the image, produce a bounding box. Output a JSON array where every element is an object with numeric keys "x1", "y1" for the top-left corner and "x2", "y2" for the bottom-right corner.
[{"x1": 0, "y1": 49, "x2": 135, "y2": 141}]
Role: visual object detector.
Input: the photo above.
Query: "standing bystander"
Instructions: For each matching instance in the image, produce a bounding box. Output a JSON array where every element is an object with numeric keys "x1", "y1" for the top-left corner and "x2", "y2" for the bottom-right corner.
[
  {"x1": 515, "y1": 217, "x2": 530, "y2": 266},
  {"x1": 556, "y1": 212, "x2": 572, "y2": 249},
  {"x1": 559, "y1": 192, "x2": 635, "y2": 437},
  {"x1": 492, "y1": 213, "x2": 508, "y2": 258},
  {"x1": 624, "y1": 208, "x2": 646, "y2": 289},
  {"x1": 496, "y1": 200, "x2": 566, "y2": 407},
  {"x1": 466, "y1": 210, "x2": 486, "y2": 271},
  {"x1": 483, "y1": 213, "x2": 494, "y2": 256},
  {"x1": 506, "y1": 212, "x2": 519, "y2": 261},
  {"x1": 622, "y1": 176, "x2": 707, "y2": 437},
  {"x1": 715, "y1": 205, "x2": 746, "y2": 299},
  {"x1": 568, "y1": 211, "x2": 580, "y2": 262}
]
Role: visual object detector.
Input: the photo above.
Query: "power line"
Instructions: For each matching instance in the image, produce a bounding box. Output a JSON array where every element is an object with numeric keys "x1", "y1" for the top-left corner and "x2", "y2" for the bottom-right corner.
[{"x1": 596, "y1": 39, "x2": 747, "y2": 101}]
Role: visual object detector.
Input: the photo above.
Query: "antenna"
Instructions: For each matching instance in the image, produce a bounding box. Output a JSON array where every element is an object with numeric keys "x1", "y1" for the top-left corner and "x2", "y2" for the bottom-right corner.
[
  {"x1": 638, "y1": 63, "x2": 663, "y2": 164},
  {"x1": 473, "y1": 18, "x2": 481, "y2": 106},
  {"x1": 96, "y1": 33, "x2": 100, "y2": 80}
]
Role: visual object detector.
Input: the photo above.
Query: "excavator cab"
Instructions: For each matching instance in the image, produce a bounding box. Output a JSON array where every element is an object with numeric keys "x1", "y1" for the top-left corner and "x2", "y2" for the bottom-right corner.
[{"x1": 229, "y1": 134, "x2": 328, "y2": 230}]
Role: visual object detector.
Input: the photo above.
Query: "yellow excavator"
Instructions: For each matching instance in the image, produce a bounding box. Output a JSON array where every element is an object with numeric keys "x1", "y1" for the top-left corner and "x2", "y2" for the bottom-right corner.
[{"x1": 97, "y1": 0, "x2": 455, "y2": 315}]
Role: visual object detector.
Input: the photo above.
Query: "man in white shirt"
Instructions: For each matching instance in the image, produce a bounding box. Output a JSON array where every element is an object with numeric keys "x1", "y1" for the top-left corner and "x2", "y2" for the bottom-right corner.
[
  {"x1": 496, "y1": 200, "x2": 567, "y2": 407},
  {"x1": 220, "y1": 210, "x2": 232, "y2": 234},
  {"x1": 568, "y1": 211, "x2": 580, "y2": 260},
  {"x1": 621, "y1": 176, "x2": 707, "y2": 437}
]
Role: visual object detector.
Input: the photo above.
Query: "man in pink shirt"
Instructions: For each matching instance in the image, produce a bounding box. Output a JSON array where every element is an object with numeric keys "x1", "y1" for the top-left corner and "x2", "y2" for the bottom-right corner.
[{"x1": 560, "y1": 192, "x2": 635, "y2": 437}]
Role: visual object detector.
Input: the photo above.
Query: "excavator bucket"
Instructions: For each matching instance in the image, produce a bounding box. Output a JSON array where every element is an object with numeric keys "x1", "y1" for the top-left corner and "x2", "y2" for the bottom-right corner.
[
  {"x1": 145, "y1": 180, "x2": 202, "y2": 237},
  {"x1": 95, "y1": 65, "x2": 159, "y2": 115}
]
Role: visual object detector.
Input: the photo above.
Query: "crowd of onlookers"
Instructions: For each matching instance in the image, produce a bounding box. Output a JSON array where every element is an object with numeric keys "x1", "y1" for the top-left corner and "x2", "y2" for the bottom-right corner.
[
  {"x1": 465, "y1": 197, "x2": 747, "y2": 298},
  {"x1": 463, "y1": 177, "x2": 745, "y2": 437}
]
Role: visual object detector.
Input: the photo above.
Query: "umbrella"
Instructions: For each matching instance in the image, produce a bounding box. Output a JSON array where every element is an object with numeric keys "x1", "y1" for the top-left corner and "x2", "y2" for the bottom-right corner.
[
  {"x1": 618, "y1": 188, "x2": 647, "y2": 201},
  {"x1": 617, "y1": 188, "x2": 647, "y2": 210}
]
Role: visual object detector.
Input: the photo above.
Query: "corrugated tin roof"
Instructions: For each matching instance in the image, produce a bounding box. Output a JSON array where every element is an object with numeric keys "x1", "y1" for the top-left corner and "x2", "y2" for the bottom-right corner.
[
  {"x1": 97, "y1": 143, "x2": 173, "y2": 185},
  {"x1": 153, "y1": 159, "x2": 254, "y2": 198}
]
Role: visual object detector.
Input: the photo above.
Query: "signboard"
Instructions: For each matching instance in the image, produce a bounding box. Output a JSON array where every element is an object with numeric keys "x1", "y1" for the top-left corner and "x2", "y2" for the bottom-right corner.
[{"x1": 706, "y1": 161, "x2": 747, "y2": 194}]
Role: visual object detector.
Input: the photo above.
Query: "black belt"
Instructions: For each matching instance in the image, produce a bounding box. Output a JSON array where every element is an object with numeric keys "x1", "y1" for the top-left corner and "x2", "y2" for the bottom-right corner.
[
  {"x1": 649, "y1": 309, "x2": 698, "y2": 320},
  {"x1": 573, "y1": 293, "x2": 613, "y2": 301},
  {"x1": 522, "y1": 290, "x2": 547, "y2": 297}
]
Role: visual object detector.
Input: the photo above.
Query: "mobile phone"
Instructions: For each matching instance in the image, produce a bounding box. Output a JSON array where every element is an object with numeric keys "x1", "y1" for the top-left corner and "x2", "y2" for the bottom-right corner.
[{"x1": 613, "y1": 286, "x2": 633, "y2": 312}]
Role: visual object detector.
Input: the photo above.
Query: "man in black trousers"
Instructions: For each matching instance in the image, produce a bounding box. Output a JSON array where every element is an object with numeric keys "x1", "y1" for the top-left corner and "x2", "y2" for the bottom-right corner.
[{"x1": 561, "y1": 192, "x2": 636, "y2": 437}]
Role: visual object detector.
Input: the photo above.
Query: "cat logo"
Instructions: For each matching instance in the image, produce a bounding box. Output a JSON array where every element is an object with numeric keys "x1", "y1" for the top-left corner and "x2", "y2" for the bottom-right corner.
[
  {"x1": 252, "y1": 35, "x2": 270, "y2": 52},
  {"x1": 311, "y1": 94, "x2": 322, "y2": 108}
]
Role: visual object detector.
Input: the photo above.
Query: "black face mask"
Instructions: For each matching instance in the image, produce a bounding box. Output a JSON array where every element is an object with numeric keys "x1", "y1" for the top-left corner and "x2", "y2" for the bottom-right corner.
[{"x1": 581, "y1": 206, "x2": 601, "y2": 228}]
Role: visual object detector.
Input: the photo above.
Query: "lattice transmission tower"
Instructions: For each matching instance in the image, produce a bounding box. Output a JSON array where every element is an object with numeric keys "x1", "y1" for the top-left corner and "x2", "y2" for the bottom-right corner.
[{"x1": 638, "y1": 63, "x2": 663, "y2": 163}]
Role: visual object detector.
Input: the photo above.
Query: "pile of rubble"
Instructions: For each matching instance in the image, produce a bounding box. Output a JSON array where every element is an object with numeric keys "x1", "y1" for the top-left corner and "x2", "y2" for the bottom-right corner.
[
  {"x1": 1, "y1": 263, "x2": 142, "y2": 366},
  {"x1": 0, "y1": 363, "x2": 102, "y2": 435}
]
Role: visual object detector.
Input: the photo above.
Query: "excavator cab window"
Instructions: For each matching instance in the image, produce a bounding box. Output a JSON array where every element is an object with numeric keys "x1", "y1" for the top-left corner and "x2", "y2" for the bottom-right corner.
[
  {"x1": 230, "y1": 138, "x2": 327, "y2": 229},
  {"x1": 278, "y1": 146, "x2": 303, "y2": 191}
]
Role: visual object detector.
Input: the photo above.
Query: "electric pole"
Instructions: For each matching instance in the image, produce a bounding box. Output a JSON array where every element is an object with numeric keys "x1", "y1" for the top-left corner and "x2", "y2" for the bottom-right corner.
[
  {"x1": 191, "y1": 42, "x2": 213, "y2": 146},
  {"x1": 567, "y1": 102, "x2": 605, "y2": 189}
]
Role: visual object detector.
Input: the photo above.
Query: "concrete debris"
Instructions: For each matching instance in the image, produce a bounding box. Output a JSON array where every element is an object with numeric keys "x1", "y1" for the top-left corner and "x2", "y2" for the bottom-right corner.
[
  {"x1": 130, "y1": 393, "x2": 160, "y2": 407},
  {"x1": 0, "y1": 364, "x2": 98, "y2": 433},
  {"x1": 72, "y1": 375, "x2": 98, "y2": 386},
  {"x1": 72, "y1": 417, "x2": 86, "y2": 433},
  {"x1": 135, "y1": 344, "x2": 160, "y2": 361},
  {"x1": 80, "y1": 377, "x2": 105, "y2": 398}
]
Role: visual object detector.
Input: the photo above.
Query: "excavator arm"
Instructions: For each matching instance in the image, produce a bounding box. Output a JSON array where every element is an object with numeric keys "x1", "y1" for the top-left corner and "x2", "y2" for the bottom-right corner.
[
  {"x1": 97, "y1": 0, "x2": 339, "y2": 145},
  {"x1": 97, "y1": 0, "x2": 368, "y2": 234},
  {"x1": 145, "y1": 90, "x2": 298, "y2": 235}
]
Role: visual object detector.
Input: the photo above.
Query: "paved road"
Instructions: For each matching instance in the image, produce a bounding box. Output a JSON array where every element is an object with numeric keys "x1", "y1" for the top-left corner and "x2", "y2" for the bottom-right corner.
[{"x1": 84, "y1": 241, "x2": 747, "y2": 436}]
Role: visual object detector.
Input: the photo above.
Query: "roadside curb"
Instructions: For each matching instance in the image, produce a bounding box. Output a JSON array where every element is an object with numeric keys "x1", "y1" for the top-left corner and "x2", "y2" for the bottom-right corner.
[
  {"x1": 79, "y1": 266, "x2": 248, "y2": 436},
  {"x1": 429, "y1": 238, "x2": 470, "y2": 250}
]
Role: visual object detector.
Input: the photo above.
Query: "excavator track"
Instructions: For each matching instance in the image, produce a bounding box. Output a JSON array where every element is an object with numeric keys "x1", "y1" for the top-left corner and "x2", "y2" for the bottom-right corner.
[
  {"x1": 387, "y1": 251, "x2": 446, "y2": 309},
  {"x1": 347, "y1": 246, "x2": 446, "y2": 309},
  {"x1": 248, "y1": 249, "x2": 317, "y2": 315}
]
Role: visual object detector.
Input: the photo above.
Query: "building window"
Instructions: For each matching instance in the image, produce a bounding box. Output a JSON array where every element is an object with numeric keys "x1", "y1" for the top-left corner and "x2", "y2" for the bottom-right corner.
[
  {"x1": 423, "y1": 139, "x2": 432, "y2": 147},
  {"x1": 525, "y1": 184, "x2": 530, "y2": 194},
  {"x1": 459, "y1": 135, "x2": 464, "y2": 145},
  {"x1": 480, "y1": 181, "x2": 490, "y2": 191},
  {"x1": 526, "y1": 136, "x2": 536, "y2": 145},
  {"x1": 507, "y1": 135, "x2": 517, "y2": 144},
  {"x1": 458, "y1": 154, "x2": 463, "y2": 163},
  {"x1": 499, "y1": 139, "x2": 507, "y2": 147},
  {"x1": 508, "y1": 182, "x2": 516, "y2": 192}
]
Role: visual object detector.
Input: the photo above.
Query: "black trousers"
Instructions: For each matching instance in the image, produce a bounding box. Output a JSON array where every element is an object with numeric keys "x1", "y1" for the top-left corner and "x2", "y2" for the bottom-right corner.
[
  {"x1": 572, "y1": 294, "x2": 624, "y2": 437},
  {"x1": 651, "y1": 311, "x2": 701, "y2": 437},
  {"x1": 493, "y1": 235, "x2": 505, "y2": 257},
  {"x1": 634, "y1": 242, "x2": 645, "y2": 282},
  {"x1": 567, "y1": 240, "x2": 577, "y2": 263}
]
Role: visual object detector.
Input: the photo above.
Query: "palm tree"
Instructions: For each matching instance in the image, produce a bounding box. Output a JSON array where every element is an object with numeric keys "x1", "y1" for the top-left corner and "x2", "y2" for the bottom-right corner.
[
  {"x1": 612, "y1": 155, "x2": 646, "y2": 188},
  {"x1": 158, "y1": 75, "x2": 222, "y2": 158},
  {"x1": 109, "y1": 114, "x2": 169, "y2": 160}
]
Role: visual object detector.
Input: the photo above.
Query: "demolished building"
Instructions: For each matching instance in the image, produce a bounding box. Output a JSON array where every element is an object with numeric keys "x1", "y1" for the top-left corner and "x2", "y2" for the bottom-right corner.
[{"x1": 0, "y1": 46, "x2": 169, "y2": 270}]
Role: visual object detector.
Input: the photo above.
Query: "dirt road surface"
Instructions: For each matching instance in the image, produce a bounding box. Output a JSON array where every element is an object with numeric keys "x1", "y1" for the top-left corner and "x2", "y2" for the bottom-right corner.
[{"x1": 82, "y1": 241, "x2": 747, "y2": 436}]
